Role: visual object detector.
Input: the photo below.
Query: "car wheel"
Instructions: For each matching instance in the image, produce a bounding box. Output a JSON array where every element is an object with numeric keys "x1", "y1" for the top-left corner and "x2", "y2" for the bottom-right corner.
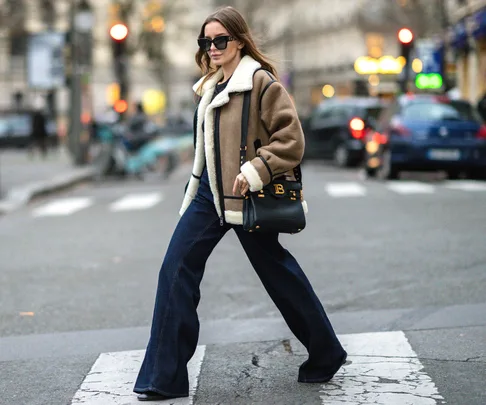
[
  {"x1": 467, "y1": 168, "x2": 486, "y2": 180},
  {"x1": 377, "y1": 150, "x2": 399, "y2": 180},
  {"x1": 334, "y1": 144, "x2": 350, "y2": 167},
  {"x1": 447, "y1": 170, "x2": 461, "y2": 180}
]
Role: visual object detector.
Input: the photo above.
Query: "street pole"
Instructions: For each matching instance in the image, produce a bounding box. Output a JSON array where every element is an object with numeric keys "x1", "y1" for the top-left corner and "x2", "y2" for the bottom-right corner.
[
  {"x1": 68, "y1": 0, "x2": 93, "y2": 166},
  {"x1": 68, "y1": 1, "x2": 80, "y2": 163}
]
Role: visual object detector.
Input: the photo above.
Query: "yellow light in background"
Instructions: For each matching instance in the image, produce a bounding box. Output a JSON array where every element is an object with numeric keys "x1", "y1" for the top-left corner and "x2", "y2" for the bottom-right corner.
[
  {"x1": 151, "y1": 16, "x2": 165, "y2": 33},
  {"x1": 368, "y1": 74, "x2": 380, "y2": 87},
  {"x1": 412, "y1": 58, "x2": 423, "y2": 73},
  {"x1": 354, "y1": 56, "x2": 402, "y2": 75},
  {"x1": 368, "y1": 157, "x2": 381, "y2": 168},
  {"x1": 397, "y1": 56, "x2": 406, "y2": 67},
  {"x1": 366, "y1": 141, "x2": 379, "y2": 154},
  {"x1": 378, "y1": 55, "x2": 402, "y2": 74},
  {"x1": 106, "y1": 83, "x2": 120, "y2": 106},
  {"x1": 142, "y1": 89, "x2": 166, "y2": 115},
  {"x1": 322, "y1": 84, "x2": 335, "y2": 98}
]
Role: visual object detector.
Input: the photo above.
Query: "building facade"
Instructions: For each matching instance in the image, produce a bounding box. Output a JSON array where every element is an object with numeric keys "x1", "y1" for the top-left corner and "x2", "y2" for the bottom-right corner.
[
  {"x1": 0, "y1": 0, "x2": 212, "y2": 117},
  {"x1": 446, "y1": 0, "x2": 486, "y2": 103},
  {"x1": 232, "y1": 0, "x2": 447, "y2": 115}
]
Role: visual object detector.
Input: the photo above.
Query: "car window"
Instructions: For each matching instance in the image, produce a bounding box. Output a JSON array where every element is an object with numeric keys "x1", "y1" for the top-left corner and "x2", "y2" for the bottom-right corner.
[
  {"x1": 330, "y1": 106, "x2": 348, "y2": 120},
  {"x1": 315, "y1": 106, "x2": 333, "y2": 120},
  {"x1": 8, "y1": 114, "x2": 32, "y2": 134},
  {"x1": 402, "y1": 101, "x2": 482, "y2": 122},
  {"x1": 0, "y1": 118, "x2": 9, "y2": 136}
]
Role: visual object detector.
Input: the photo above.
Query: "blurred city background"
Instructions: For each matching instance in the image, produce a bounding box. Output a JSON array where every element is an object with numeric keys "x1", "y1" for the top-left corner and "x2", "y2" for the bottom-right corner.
[
  {"x1": 0, "y1": 0, "x2": 485, "y2": 181},
  {"x1": 0, "y1": 1, "x2": 484, "y2": 158}
]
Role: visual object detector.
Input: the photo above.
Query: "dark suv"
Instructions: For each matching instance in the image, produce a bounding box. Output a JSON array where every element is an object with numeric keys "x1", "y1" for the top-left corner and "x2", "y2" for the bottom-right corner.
[{"x1": 302, "y1": 97, "x2": 387, "y2": 167}]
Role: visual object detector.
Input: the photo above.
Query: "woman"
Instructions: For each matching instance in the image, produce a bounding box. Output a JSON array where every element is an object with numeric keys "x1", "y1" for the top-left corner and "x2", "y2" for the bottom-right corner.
[{"x1": 134, "y1": 6, "x2": 347, "y2": 402}]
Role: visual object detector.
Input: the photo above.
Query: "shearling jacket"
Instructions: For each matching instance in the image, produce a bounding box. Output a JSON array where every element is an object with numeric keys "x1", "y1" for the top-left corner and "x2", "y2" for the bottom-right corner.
[{"x1": 180, "y1": 55, "x2": 307, "y2": 225}]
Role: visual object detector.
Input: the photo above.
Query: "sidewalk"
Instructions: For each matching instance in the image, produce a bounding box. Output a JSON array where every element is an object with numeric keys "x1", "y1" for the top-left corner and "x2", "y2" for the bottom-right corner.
[{"x1": 0, "y1": 146, "x2": 96, "y2": 214}]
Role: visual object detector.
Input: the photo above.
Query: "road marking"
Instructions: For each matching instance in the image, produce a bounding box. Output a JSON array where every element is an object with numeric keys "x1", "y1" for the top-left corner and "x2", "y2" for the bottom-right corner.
[
  {"x1": 386, "y1": 181, "x2": 435, "y2": 194},
  {"x1": 32, "y1": 197, "x2": 93, "y2": 217},
  {"x1": 443, "y1": 180, "x2": 486, "y2": 192},
  {"x1": 320, "y1": 331, "x2": 444, "y2": 404},
  {"x1": 71, "y1": 345, "x2": 206, "y2": 404},
  {"x1": 325, "y1": 182, "x2": 367, "y2": 197},
  {"x1": 109, "y1": 193, "x2": 163, "y2": 212}
]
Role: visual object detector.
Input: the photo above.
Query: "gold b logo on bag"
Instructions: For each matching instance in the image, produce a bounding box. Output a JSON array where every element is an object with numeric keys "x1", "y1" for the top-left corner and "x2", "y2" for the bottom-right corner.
[{"x1": 274, "y1": 184, "x2": 285, "y2": 195}]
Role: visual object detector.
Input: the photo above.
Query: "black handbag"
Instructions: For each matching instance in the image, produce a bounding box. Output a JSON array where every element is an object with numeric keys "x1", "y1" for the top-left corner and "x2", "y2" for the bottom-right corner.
[{"x1": 240, "y1": 91, "x2": 306, "y2": 234}]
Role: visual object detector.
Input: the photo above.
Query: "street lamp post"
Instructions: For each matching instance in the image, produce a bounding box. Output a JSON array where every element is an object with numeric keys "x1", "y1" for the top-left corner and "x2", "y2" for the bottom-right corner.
[{"x1": 68, "y1": 0, "x2": 93, "y2": 166}]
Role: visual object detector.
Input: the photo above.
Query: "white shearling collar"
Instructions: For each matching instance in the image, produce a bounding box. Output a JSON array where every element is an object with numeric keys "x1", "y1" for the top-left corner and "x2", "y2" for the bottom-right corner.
[{"x1": 192, "y1": 55, "x2": 262, "y2": 96}]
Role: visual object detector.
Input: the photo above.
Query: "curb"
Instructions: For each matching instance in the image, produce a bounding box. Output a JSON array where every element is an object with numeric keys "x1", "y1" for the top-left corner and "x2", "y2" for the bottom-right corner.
[{"x1": 0, "y1": 166, "x2": 97, "y2": 215}]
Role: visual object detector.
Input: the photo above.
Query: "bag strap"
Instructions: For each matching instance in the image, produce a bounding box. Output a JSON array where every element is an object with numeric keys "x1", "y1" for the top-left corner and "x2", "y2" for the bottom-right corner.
[{"x1": 239, "y1": 83, "x2": 302, "y2": 184}]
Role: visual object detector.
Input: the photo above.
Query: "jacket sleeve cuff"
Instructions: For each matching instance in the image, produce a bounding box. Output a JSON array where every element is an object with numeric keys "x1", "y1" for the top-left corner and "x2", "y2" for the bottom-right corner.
[{"x1": 241, "y1": 161, "x2": 264, "y2": 192}]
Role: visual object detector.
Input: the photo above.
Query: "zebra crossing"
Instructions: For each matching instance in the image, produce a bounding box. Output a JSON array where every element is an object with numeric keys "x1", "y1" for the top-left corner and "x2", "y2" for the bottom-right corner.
[
  {"x1": 71, "y1": 330, "x2": 445, "y2": 405},
  {"x1": 29, "y1": 180, "x2": 486, "y2": 218}
]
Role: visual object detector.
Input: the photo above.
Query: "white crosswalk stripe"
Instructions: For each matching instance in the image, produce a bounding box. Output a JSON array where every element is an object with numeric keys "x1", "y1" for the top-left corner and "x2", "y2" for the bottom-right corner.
[
  {"x1": 325, "y1": 182, "x2": 367, "y2": 197},
  {"x1": 71, "y1": 331, "x2": 443, "y2": 404},
  {"x1": 32, "y1": 197, "x2": 94, "y2": 217},
  {"x1": 71, "y1": 346, "x2": 206, "y2": 404},
  {"x1": 320, "y1": 331, "x2": 443, "y2": 404},
  {"x1": 109, "y1": 193, "x2": 163, "y2": 212},
  {"x1": 386, "y1": 181, "x2": 436, "y2": 194},
  {"x1": 443, "y1": 180, "x2": 486, "y2": 192},
  {"x1": 29, "y1": 181, "x2": 486, "y2": 218}
]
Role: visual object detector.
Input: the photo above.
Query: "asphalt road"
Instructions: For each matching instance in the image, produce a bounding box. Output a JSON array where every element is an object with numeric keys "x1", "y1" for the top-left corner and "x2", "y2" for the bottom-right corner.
[{"x1": 1, "y1": 161, "x2": 485, "y2": 405}]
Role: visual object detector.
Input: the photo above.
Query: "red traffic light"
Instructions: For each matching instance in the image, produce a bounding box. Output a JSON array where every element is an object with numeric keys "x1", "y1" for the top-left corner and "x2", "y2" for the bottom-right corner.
[
  {"x1": 113, "y1": 99, "x2": 128, "y2": 113},
  {"x1": 398, "y1": 28, "x2": 413, "y2": 44},
  {"x1": 110, "y1": 23, "x2": 129, "y2": 41}
]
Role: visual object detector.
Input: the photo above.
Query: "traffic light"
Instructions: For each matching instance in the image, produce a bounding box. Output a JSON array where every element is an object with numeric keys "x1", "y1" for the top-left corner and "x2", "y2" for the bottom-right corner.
[
  {"x1": 110, "y1": 23, "x2": 129, "y2": 117},
  {"x1": 397, "y1": 28, "x2": 414, "y2": 93},
  {"x1": 398, "y1": 28, "x2": 414, "y2": 62}
]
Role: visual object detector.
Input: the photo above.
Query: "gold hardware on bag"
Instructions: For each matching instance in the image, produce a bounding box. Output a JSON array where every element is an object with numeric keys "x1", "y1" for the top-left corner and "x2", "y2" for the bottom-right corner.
[
  {"x1": 258, "y1": 194, "x2": 265, "y2": 198},
  {"x1": 274, "y1": 184, "x2": 285, "y2": 195}
]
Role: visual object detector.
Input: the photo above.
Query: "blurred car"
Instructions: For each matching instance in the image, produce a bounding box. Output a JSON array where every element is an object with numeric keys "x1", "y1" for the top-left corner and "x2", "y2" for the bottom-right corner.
[
  {"x1": 302, "y1": 97, "x2": 387, "y2": 167},
  {"x1": 0, "y1": 109, "x2": 58, "y2": 148},
  {"x1": 364, "y1": 94, "x2": 486, "y2": 180}
]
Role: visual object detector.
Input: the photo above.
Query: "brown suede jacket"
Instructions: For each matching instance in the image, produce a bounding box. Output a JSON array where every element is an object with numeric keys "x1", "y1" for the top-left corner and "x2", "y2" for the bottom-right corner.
[{"x1": 180, "y1": 55, "x2": 307, "y2": 225}]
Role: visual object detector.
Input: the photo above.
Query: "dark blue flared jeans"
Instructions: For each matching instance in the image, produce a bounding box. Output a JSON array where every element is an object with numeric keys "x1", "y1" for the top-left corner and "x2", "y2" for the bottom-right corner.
[{"x1": 134, "y1": 189, "x2": 347, "y2": 398}]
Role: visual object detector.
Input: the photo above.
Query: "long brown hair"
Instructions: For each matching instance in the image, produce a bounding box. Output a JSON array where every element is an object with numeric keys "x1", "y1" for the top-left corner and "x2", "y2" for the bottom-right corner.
[{"x1": 195, "y1": 7, "x2": 278, "y2": 93}]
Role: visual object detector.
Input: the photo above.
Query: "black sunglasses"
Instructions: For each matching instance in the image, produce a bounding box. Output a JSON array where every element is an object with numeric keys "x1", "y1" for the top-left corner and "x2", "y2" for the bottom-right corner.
[{"x1": 197, "y1": 35, "x2": 235, "y2": 52}]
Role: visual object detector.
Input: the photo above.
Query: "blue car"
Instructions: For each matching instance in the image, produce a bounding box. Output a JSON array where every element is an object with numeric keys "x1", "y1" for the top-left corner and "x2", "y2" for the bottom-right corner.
[{"x1": 364, "y1": 94, "x2": 486, "y2": 180}]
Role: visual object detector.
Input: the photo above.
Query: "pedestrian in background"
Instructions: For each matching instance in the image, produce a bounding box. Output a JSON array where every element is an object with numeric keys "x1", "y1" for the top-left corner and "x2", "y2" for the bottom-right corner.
[
  {"x1": 30, "y1": 107, "x2": 48, "y2": 158},
  {"x1": 478, "y1": 92, "x2": 486, "y2": 122},
  {"x1": 134, "y1": 6, "x2": 347, "y2": 402}
]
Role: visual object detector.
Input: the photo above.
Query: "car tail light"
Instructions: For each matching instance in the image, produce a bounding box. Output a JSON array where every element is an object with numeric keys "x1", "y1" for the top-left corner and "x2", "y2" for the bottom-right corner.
[
  {"x1": 372, "y1": 132, "x2": 388, "y2": 144},
  {"x1": 349, "y1": 117, "x2": 365, "y2": 139},
  {"x1": 477, "y1": 125, "x2": 486, "y2": 139}
]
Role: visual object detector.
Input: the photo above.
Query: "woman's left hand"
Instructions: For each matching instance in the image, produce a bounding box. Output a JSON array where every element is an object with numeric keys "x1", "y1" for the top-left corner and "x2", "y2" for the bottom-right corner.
[{"x1": 233, "y1": 173, "x2": 249, "y2": 196}]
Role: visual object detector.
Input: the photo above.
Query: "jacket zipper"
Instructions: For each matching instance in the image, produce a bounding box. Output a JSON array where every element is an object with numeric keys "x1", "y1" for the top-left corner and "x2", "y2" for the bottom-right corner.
[{"x1": 214, "y1": 107, "x2": 225, "y2": 226}]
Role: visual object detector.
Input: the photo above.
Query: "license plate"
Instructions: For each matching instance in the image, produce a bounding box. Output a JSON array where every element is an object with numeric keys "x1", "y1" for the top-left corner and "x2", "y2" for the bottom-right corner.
[{"x1": 427, "y1": 149, "x2": 461, "y2": 160}]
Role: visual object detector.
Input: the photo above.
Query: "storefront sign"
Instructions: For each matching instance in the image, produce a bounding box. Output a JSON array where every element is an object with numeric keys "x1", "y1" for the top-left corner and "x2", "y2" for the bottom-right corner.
[{"x1": 354, "y1": 56, "x2": 403, "y2": 75}]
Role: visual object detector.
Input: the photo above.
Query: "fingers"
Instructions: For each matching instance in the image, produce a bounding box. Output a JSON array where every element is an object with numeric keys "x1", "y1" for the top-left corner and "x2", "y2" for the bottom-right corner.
[{"x1": 233, "y1": 174, "x2": 249, "y2": 196}]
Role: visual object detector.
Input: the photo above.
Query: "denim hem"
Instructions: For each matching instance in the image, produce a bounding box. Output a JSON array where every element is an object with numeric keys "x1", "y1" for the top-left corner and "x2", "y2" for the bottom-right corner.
[
  {"x1": 149, "y1": 213, "x2": 220, "y2": 384},
  {"x1": 133, "y1": 385, "x2": 189, "y2": 398}
]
